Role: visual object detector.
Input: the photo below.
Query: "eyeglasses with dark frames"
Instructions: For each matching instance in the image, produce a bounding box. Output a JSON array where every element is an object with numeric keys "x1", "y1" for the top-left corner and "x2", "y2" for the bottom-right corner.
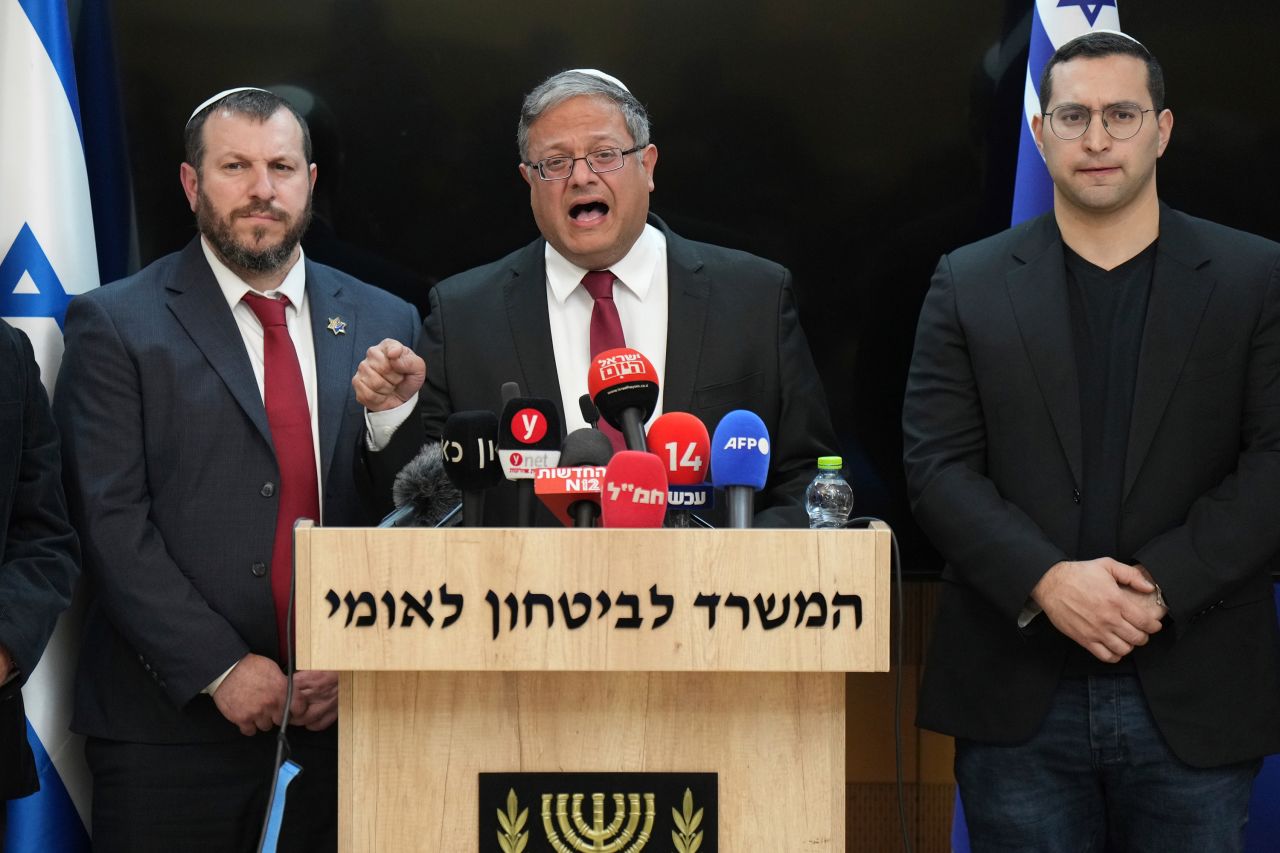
[{"x1": 525, "y1": 145, "x2": 646, "y2": 181}]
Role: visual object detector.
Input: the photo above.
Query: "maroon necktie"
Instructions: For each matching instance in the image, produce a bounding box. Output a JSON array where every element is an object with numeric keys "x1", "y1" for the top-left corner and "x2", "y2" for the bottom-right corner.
[
  {"x1": 581, "y1": 270, "x2": 627, "y2": 452},
  {"x1": 243, "y1": 292, "x2": 319, "y2": 664}
]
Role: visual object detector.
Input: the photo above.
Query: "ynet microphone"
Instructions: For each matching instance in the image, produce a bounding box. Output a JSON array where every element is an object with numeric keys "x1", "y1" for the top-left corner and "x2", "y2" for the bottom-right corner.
[
  {"x1": 440, "y1": 411, "x2": 503, "y2": 526},
  {"x1": 378, "y1": 442, "x2": 463, "y2": 527},
  {"x1": 497, "y1": 396, "x2": 562, "y2": 526},
  {"x1": 647, "y1": 412, "x2": 714, "y2": 525},
  {"x1": 586, "y1": 347, "x2": 659, "y2": 451},
  {"x1": 710, "y1": 410, "x2": 771, "y2": 529},
  {"x1": 600, "y1": 450, "x2": 669, "y2": 528},
  {"x1": 537, "y1": 427, "x2": 615, "y2": 527}
]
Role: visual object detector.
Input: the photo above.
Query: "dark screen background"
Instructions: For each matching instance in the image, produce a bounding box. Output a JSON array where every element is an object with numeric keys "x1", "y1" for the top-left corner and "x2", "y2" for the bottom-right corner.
[{"x1": 102, "y1": 1, "x2": 1280, "y2": 574}]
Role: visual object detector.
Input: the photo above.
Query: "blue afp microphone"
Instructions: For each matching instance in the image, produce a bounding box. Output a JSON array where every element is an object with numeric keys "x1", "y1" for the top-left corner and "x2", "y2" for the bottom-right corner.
[{"x1": 710, "y1": 410, "x2": 771, "y2": 529}]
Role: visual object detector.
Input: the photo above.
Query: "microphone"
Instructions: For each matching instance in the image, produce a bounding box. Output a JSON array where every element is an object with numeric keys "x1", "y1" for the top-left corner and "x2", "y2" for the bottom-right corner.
[
  {"x1": 561, "y1": 426, "x2": 615, "y2": 468},
  {"x1": 600, "y1": 450, "x2": 669, "y2": 528},
  {"x1": 587, "y1": 347, "x2": 659, "y2": 451},
  {"x1": 497, "y1": 397, "x2": 563, "y2": 526},
  {"x1": 579, "y1": 394, "x2": 600, "y2": 430},
  {"x1": 534, "y1": 428, "x2": 614, "y2": 527},
  {"x1": 501, "y1": 381, "x2": 521, "y2": 405},
  {"x1": 710, "y1": 410, "x2": 771, "y2": 529},
  {"x1": 440, "y1": 411, "x2": 502, "y2": 526},
  {"x1": 378, "y1": 442, "x2": 463, "y2": 527},
  {"x1": 647, "y1": 412, "x2": 714, "y2": 526}
]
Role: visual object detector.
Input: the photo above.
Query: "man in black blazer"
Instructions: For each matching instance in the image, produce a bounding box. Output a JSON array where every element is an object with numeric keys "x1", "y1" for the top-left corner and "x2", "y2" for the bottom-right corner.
[
  {"x1": 354, "y1": 70, "x2": 836, "y2": 526},
  {"x1": 54, "y1": 89, "x2": 418, "y2": 851},
  {"x1": 904, "y1": 33, "x2": 1280, "y2": 851},
  {"x1": 0, "y1": 321, "x2": 79, "y2": 840}
]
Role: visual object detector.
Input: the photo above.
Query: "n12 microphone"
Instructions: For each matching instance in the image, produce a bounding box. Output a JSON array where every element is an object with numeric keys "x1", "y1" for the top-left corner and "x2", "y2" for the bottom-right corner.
[
  {"x1": 533, "y1": 427, "x2": 614, "y2": 527},
  {"x1": 587, "y1": 347, "x2": 659, "y2": 451},
  {"x1": 600, "y1": 450, "x2": 669, "y2": 528},
  {"x1": 564, "y1": 427, "x2": 615, "y2": 527},
  {"x1": 440, "y1": 411, "x2": 502, "y2": 526},
  {"x1": 710, "y1": 410, "x2": 771, "y2": 529},
  {"x1": 647, "y1": 411, "x2": 714, "y2": 525},
  {"x1": 497, "y1": 396, "x2": 563, "y2": 526},
  {"x1": 378, "y1": 442, "x2": 463, "y2": 527},
  {"x1": 535, "y1": 465, "x2": 608, "y2": 527}
]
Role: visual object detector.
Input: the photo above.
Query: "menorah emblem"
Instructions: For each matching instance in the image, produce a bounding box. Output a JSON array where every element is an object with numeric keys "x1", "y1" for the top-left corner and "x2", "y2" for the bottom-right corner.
[{"x1": 541, "y1": 792, "x2": 656, "y2": 853}]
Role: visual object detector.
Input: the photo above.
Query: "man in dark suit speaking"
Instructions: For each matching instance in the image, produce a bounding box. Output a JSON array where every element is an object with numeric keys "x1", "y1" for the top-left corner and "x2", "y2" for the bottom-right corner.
[
  {"x1": 903, "y1": 33, "x2": 1280, "y2": 850},
  {"x1": 353, "y1": 70, "x2": 836, "y2": 527},
  {"x1": 54, "y1": 89, "x2": 418, "y2": 851},
  {"x1": 0, "y1": 321, "x2": 79, "y2": 841}
]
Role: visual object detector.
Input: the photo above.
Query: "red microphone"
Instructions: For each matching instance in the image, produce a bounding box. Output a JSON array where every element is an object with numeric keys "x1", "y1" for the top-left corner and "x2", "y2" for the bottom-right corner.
[
  {"x1": 647, "y1": 412, "x2": 714, "y2": 525},
  {"x1": 587, "y1": 348, "x2": 659, "y2": 451},
  {"x1": 647, "y1": 412, "x2": 710, "y2": 485},
  {"x1": 600, "y1": 451, "x2": 668, "y2": 528},
  {"x1": 534, "y1": 465, "x2": 608, "y2": 527}
]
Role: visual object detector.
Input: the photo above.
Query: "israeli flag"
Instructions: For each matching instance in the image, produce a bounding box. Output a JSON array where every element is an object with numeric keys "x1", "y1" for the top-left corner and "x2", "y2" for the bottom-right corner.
[
  {"x1": 2, "y1": 0, "x2": 98, "y2": 848},
  {"x1": 1010, "y1": 0, "x2": 1120, "y2": 226}
]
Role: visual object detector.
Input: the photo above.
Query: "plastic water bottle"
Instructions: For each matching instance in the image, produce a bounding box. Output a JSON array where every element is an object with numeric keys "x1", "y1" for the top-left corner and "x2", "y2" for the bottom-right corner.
[{"x1": 805, "y1": 456, "x2": 854, "y2": 529}]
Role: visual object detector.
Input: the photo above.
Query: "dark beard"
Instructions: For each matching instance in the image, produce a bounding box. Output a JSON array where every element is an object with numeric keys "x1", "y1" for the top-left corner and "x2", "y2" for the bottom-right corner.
[{"x1": 196, "y1": 188, "x2": 312, "y2": 276}]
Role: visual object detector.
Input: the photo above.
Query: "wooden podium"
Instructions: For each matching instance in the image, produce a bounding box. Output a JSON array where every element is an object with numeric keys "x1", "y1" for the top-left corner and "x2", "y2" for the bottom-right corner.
[{"x1": 295, "y1": 524, "x2": 891, "y2": 852}]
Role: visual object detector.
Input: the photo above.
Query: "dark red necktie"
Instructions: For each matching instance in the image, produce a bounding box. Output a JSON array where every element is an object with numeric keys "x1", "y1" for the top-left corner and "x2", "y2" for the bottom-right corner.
[
  {"x1": 581, "y1": 270, "x2": 627, "y2": 452},
  {"x1": 243, "y1": 292, "x2": 319, "y2": 664}
]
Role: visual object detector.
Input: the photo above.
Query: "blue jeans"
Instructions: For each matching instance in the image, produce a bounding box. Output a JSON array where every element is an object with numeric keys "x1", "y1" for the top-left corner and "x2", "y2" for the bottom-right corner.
[{"x1": 955, "y1": 674, "x2": 1260, "y2": 853}]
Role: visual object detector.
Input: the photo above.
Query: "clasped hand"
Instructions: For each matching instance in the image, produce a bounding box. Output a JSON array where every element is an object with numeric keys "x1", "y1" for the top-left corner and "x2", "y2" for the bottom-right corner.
[
  {"x1": 1031, "y1": 558, "x2": 1168, "y2": 663},
  {"x1": 211, "y1": 653, "x2": 339, "y2": 735}
]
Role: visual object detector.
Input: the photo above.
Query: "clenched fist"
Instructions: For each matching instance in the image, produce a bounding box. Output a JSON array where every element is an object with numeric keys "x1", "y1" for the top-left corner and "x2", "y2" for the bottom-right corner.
[{"x1": 352, "y1": 339, "x2": 426, "y2": 412}]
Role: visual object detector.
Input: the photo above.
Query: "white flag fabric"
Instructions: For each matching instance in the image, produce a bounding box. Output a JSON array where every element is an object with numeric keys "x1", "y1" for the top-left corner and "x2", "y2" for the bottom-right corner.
[{"x1": 1, "y1": 0, "x2": 98, "y2": 848}]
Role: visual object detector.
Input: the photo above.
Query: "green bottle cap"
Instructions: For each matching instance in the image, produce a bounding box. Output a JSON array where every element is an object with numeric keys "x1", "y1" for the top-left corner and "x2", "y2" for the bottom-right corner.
[{"x1": 817, "y1": 456, "x2": 843, "y2": 470}]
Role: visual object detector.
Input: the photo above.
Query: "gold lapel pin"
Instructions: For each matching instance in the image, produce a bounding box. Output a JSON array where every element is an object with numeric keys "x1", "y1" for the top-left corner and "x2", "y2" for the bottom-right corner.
[{"x1": 326, "y1": 316, "x2": 348, "y2": 336}]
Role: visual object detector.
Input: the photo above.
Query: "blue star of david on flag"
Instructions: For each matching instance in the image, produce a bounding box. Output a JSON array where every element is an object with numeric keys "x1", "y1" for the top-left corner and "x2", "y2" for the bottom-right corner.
[
  {"x1": 0, "y1": 223, "x2": 73, "y2": 329},
  {"x1": 1057, "y1": 0, "x2": 1117, "y2": 27}
]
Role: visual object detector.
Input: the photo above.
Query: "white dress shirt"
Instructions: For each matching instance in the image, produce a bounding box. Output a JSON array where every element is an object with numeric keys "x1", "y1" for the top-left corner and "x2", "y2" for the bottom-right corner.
[
  {"x1": 365, "y1": 224, "x2": 670, "y2": 444},
  {"x1": 545, "y1": 223, "x2": 668, "y2": 433}
]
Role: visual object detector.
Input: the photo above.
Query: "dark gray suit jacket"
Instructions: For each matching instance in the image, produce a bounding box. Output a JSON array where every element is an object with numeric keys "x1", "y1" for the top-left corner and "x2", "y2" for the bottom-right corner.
[
  {"x1": 0, "y1": 321, "x2": 79, "y2": 797},
  {"x1": 904, "y1": 206, "x2": 1280, "y2": 767},
  {"x1": 363, "y1": 215, "x2": 838, "y2": 528},
  {"x1": 55, "y1": 240, "x2": 419, "y2": 743}
]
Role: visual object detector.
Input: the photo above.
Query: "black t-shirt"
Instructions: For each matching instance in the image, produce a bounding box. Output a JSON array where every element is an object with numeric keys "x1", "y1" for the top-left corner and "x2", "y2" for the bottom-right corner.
[{"x1": 1062, "y1": 238, "x2": 1157, "y2": 673}]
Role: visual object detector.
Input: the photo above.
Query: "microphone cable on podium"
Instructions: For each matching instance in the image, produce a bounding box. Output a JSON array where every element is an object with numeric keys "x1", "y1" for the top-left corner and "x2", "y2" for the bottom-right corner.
[
  {"x1": 845, "y1": 515, "x2": 913, "y2": 853},
  {"x1": 256, "y1": 519, "x2": 306, "y2": 853}
]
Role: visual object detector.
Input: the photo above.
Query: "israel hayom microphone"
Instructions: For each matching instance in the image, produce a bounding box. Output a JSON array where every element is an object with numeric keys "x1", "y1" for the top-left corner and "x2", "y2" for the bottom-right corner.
[{"x1": 586, "y1": 346, "x2": 660, "y2": 451}]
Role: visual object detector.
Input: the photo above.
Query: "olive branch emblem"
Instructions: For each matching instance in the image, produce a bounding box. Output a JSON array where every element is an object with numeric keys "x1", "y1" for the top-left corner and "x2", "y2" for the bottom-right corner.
[
  {"x1": 670, "y1": 787, "x2": 703, "y2": 853},
  {"x1": 497, "y1": 788, "x2": 529, "y2": 853}
]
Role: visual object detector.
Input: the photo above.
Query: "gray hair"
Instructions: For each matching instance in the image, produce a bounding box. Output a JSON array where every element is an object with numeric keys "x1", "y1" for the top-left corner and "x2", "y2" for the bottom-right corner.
[{"x1": 517, "y1": 71, "x2": 650, "y2": 162}]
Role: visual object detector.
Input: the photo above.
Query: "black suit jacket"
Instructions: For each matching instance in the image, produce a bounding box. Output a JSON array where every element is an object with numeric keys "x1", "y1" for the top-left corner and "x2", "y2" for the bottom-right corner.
[
  {"x1": 54, "y1": 240, "x2": 419, "y2": 743},
  {"x1": 0, "y1": 321, "x2": 79, "y2": 798},
  {"x1": 903, "y1": 206, "x2": 1280, "y2": 767},
  {"x1": 362, "y1": 215, "x2": 838, "y2": 528}
]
